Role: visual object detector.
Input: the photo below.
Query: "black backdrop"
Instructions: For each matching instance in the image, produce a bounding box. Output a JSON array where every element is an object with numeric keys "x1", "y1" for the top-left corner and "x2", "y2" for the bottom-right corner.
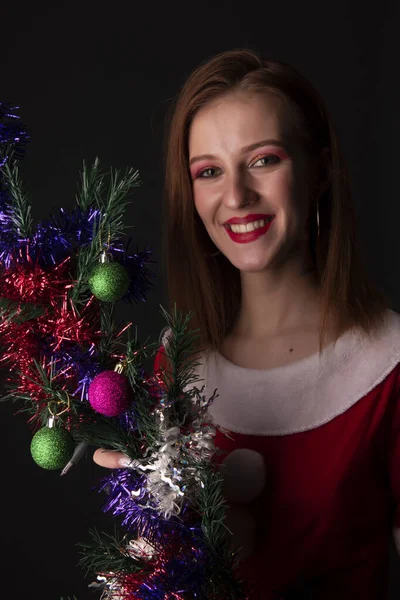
[{"x1": 2, "y1": 1, "x2": 400, "y2": 597}]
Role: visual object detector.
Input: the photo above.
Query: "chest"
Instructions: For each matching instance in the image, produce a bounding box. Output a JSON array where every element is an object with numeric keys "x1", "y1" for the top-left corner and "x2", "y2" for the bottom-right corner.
[
  {"x1": 214, "y1": 410, "x2": 389, "y2": 544},
  {"x1": 219, "y1": 327, "x2": 329, "y2": 370}
]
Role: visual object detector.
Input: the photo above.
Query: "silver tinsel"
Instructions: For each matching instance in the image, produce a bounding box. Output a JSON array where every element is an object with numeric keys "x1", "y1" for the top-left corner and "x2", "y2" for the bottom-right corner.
[
  {"x1": 88, "y1": 575, "x2": 120, "y2": 600},
  {"x1": 88, "y1": 537, "x2": 157, "y2": 600},
  {"x1": 125, "y1": 385, "x2": 217, "y2": 519}
]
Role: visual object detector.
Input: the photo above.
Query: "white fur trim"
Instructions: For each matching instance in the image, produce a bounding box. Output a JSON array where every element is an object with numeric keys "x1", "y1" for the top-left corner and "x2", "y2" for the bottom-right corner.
[
  {"x1": 393, "y1": 528, "x2": 400, "y2": 556},
  {"x1": 184, "y1": 309, "x2": 400, "y2": 436},
  {"x1": 219, "y1": 448, "x2": 266, "y2": 504},
  {"x1": 159, "y1": 326, "x2": 173, "y2": 350}
]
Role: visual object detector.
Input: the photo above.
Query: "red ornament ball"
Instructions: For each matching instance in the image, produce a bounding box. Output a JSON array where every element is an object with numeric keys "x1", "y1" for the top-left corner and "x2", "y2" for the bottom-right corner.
[{"x1": 88, "y1": 370, "x2": 131, "y2": 417}]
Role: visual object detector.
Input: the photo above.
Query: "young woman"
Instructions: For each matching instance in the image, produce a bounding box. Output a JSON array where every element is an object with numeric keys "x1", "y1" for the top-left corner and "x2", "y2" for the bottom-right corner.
[{"x1": 94, "y1": 49, "x2": 400, "y2": 599}]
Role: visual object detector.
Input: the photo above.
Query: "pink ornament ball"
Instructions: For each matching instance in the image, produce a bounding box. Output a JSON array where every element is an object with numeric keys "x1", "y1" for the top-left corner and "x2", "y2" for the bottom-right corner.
[{"x1": 88, "y1": 370, "x2": 130, "y2": 417}]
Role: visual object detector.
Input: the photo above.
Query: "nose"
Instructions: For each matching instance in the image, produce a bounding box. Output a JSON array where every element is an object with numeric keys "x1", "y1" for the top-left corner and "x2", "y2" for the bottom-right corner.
[{"x1": 222, "y1": 170, "x2": 258, "y2": 209}]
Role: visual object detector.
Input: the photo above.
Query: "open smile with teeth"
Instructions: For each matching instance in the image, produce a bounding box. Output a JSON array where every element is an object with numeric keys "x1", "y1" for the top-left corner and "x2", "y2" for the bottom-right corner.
[{"x1": 227, "y1": 217, "x2": 274, "y2": 233}]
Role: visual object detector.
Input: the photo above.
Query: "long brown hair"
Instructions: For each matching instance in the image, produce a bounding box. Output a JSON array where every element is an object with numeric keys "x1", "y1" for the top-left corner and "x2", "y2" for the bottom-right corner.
[{"x1": 162, "y1": 49, "x2": 388, "y2": 357}]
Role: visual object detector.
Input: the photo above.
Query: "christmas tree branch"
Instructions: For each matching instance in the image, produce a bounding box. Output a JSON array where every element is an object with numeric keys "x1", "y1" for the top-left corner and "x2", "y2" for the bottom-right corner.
[
  {"x1": 74, "y1": 414, "x2": 143, "y2": 457},
  {"x1": 76, "y1": 158, "x2": 105, "y2": 212},
  {"x1": 78, "y1": 527, "x2": 148, "y2": 578},
  {"x1": 70, "y1": 161, "x2": 140, "y2": 305},
  {"x1": 157, "y1": 304, "x2": 205, "y2": 424},
  {"x1": 0, "y1": 357, "x2": 89, "y2": 427},
  {"x1": 0, "y1": 149, "x2": 33, "y2": 238},
  {"x1": 0, "y1": 108, "x2": 254, "y2": 598},
  {"x1": 0, "y1": 296, "x2": 46, "y2": 324},
  {"x1": 97, "y1": 303, "x2": 119, "y2": 369},
  {"x1": 99, "y1": 165, "x2": 140, "y2": 239}
]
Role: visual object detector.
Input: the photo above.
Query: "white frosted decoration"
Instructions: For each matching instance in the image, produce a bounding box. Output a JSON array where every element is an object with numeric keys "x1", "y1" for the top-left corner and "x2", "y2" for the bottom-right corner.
[
  {"x1": 224, "y1": 504, "x2": 256, "y2": 561},
  {"x1": 128, "y1": 537, "x2": 157, "y2": 561},
  {"x1": 219, "y1": 448, "x2": 266, "y2": 504},
  {"x1": 160, "y1": 326, "x2": 173, "y2": 350}
]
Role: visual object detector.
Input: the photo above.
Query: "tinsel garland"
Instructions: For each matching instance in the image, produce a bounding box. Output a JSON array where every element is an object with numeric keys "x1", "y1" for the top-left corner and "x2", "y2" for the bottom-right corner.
[{"x1": 0, "y1": 104, "x2": 252, "y2": 599}]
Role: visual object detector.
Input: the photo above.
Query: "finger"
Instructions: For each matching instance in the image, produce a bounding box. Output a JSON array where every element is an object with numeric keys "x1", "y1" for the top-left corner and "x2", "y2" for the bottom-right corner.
[{"x1": 93, "y1": 448, "x2": 130, "y2": 469}]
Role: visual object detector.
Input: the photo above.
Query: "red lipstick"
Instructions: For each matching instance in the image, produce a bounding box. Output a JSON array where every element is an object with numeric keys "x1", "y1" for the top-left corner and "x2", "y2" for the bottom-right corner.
[
  {"x1": 223, "y1": 213, "x2": 274, "y2": 225},
  {"x1": 224, "y1": 214, "x2": 275, "y2": 244}
]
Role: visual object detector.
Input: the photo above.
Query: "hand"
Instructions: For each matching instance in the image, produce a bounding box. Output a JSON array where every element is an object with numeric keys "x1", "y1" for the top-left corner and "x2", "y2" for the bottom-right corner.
[{"x1": 93, "y1": 448, "x2": 131, "y2": 469}]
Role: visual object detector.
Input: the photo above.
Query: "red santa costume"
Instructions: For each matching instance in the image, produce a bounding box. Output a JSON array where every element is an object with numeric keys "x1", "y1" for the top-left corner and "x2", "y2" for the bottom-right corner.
[{"x1": 154, "y1": 308, "x2": 400, "y2": 599}]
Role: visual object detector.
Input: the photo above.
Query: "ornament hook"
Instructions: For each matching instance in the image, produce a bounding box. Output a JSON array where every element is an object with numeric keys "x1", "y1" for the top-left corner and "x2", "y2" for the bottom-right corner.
[{"x1": 48, "y1": 392, "x2": 71, "y2": 418}]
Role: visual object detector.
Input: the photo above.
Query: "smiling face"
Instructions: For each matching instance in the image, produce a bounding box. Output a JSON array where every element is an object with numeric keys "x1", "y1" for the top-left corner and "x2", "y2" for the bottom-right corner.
[{"x1": 188, "y1": 90, "x2": 317, "y2": 273}]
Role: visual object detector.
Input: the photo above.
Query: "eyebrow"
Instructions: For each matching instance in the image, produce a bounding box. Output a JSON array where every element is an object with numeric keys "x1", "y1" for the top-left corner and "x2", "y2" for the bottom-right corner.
[{"x1": 189, "y1": 139, "x2": 286, "y2": 166}]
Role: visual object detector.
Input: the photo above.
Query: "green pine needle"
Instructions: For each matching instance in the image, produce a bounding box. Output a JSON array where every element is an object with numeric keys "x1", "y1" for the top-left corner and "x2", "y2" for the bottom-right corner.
[
  {"x1": 74, "y1": 413, "x2": 143, "y2": 457},
  {"x1": 196, "y1": 461, "x2": 247, "y2": 598},
  {"x1": 0, "y1": 297, "x2": 46, "y2": 324},
  {"x1": 97, "y1": 303, "x2": 120, "y2": 369},
  {"x1": 0, "y1": 152, "x2": 249, "y2": 596},
  {"x1": 157, "y1": 304, "x2": 206, "y2": 423},
  {"x1": 0, "y1": 357, "x2": 87, "y2": 428},
  {"x1": 76, "y1": 157, "x2": 104, "y2": 212},
  {"x1": 0, "y1": 150, "x2": 33, "y2": 238},
  {"x1": 78, "y1": 527, "x2": 148, "y2": 578},
  {"x1": 71, "y1": 159, "x2": 140, "y2": 304}
]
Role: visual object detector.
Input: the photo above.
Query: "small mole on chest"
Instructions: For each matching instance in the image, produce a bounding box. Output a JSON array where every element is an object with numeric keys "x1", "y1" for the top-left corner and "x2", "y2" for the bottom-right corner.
[{"x1": 289, "y1": 348, "x2": 294, "y2": 352}]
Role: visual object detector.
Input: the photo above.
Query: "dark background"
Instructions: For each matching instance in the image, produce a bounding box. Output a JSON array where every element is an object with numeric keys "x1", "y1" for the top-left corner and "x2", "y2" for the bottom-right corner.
[{"x1": 2, "y1": 0, "x2": 400, "y2": 597}]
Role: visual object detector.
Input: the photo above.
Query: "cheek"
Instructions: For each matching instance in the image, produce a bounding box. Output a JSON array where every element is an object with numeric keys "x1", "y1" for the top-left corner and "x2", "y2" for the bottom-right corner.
[
  {"x1": 285, "y1": 201, "x2": 311, "y2": 245},
  {"x1": 193, "y1": 187, "x2": 212, "y2": 224},
  {"x1": 276, "y1": 170, "x2": 309, "y2": 222},
  {"x1": 264, "y1": 166, "x2": 294, "y2": 205}
]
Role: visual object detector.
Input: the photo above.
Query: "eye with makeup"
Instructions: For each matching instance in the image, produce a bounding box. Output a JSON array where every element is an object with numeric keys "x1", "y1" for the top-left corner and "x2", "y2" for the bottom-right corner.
[
  {"x1": 194, "y1": 166, "x2": 221, "y2": 179},
  {"x1": 250, "y1": 153, "x2": 281, "y2": 168},
  {"x1": 192, "y1": 152, "x2": 282, "y2": 180}
]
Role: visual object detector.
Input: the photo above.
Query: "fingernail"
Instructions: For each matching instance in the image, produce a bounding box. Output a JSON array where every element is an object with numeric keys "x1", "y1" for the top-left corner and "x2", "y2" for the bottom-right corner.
[{"x1": 118, "y1": 455, "x2": 132, "y2": 468}]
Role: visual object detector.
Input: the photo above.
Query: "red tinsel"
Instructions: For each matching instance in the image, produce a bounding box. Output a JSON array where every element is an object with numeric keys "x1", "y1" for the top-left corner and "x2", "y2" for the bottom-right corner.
[
  {"x1": 0, "y1": 246, "x2": 102, "y2": 426},
  {"x1": 39, "y1": 291, "x2": 101, "y2": 351},
  {"x1": 0, "y1": 248, "x2": 72, "y2": 304}
]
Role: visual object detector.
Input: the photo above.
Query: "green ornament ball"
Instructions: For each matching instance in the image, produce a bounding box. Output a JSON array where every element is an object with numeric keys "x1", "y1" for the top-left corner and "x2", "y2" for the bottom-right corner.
[
  {"x1": 30, "y1": 426, "x2": 75, "y2": 470},
  {"x1": 88, "y1": 262, "x2": 130, "y2": 302}
]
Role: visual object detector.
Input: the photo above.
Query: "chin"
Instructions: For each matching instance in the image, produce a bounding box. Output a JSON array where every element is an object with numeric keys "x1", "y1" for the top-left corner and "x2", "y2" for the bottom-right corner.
[{"x1": 227, "y1": 256, "x2": 271, "y2": 273}]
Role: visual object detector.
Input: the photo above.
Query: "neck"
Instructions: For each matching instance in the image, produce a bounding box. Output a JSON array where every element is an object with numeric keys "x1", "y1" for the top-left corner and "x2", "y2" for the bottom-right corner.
[{"x1": 234, "y1": 251, "x2": 322, "y2": 339}]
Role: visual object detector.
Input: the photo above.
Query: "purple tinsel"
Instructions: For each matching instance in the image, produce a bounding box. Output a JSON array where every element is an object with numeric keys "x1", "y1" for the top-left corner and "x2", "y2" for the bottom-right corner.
[
  {"x1": 98, "y1": 466, "x2": 215, "y2": 599},
  {"x1": 0, "y1": 206, "x2": 101, "y2": 267},
  {"x1": 42, "y1": 343, "x2": 101, "y2": 402},
  {"x1": 0, "y1": 203, "x2": 155, "y2": 305},
  {"x1": 99, "y1": 468, "x2": 170, "y2": 543},
  {"x1": 0, "y1": 104, "x2": 155, "y2": 300},
  {"x1": 114, "y1": 238, "x2": 156, "y2": 304},
  {"x1": 0, "y1": 103, "x2": 29, "y2": 166},
  {"x1": 0, "y1": 100, "x2": 223, "y2": 599},
  {"x1": 133, "y1": 551, "x2": 210, "y2": 600},
  {"x1": 117, "y1": 406, "x2": 140, "y2": 435}
]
